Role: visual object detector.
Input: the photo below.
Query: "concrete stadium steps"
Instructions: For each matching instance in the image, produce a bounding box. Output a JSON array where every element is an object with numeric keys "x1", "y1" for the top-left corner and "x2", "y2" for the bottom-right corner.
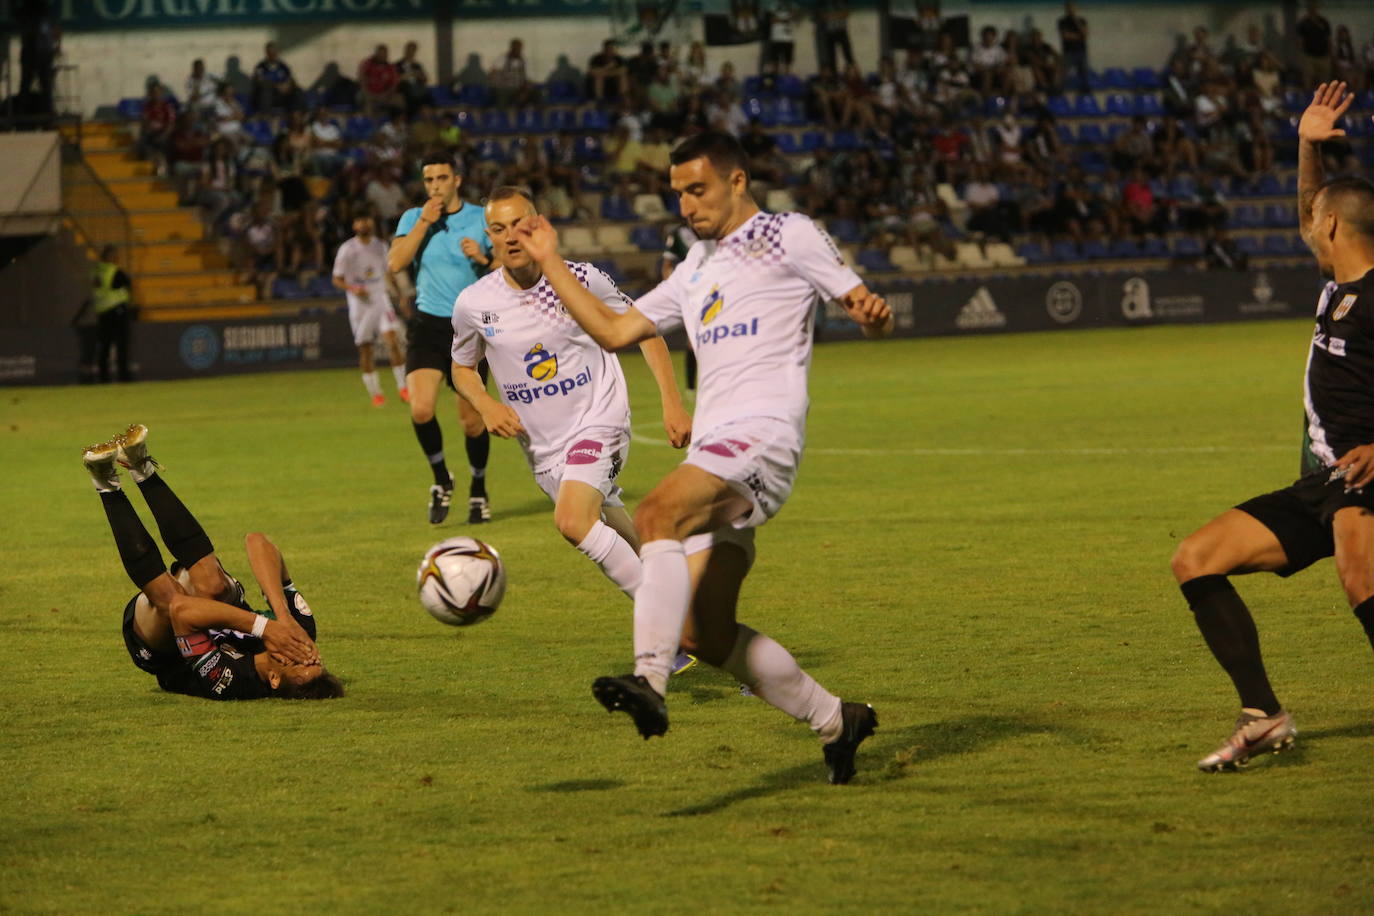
[
  {"x1": 125, "y1": 210, "x2": 207, "y2": 243},
  {"x1": 127, "y1": 239, "x2": 225, "y2": 272},
  {"x1": 82, "y1": 151, "x2": 156, "y2": 180},
  {"x1": 142, "y1": 298, "x2": 345, "y2": 323},
  {"x1": 137, "y1": 268, "x2": 256, "y2": 308}
]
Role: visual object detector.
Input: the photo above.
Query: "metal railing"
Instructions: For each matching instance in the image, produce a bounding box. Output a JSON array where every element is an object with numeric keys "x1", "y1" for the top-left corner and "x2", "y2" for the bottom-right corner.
[{"x1": 60, "y1": 134, "x2": 132, "y2": 273}]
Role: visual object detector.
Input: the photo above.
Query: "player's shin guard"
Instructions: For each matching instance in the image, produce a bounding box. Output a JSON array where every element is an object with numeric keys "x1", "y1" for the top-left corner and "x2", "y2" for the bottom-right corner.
[
  {"x1": 576, "y1": 521, "x2": 643, "y2": 597},
  {"x1": 1354, "y1": 596, "x2": 1374, "y2": 653},
  {"x1": 413, "y1": 419, "x2": 450, "y2": 487},
  {"x1": 135, "y1": 473, "x2": 214, "y2": 569},
  {"x1": 465, "y1": 430, "x2": 490, "y2": 497},
  {"x1": 720, "y1": 624, "x2": 844, "y2": 742},
  {"x1": 632, "y1": 540, "x2": 692, "y2": 695},
  {"x1": 1180, "y1": 574, "x2": 1282, "y2": 716},
  {"x1": 100, "y1": 490, "x2": 168, "y2": 588}
]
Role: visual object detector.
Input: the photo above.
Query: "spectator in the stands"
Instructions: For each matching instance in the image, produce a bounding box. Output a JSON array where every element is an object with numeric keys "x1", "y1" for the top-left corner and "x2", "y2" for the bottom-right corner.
[
  {"x1": 1333, "y1": 25, "x2": 1362, "y2": 90},
  {"x1": 1162, "y1": 57, "x2": 1195, "y2": 118},
  {"x1": 681, "y1": 41, "x2": 708, "y2": 90},
  {"x1": 704, "y1": 87, "x2": 748, "y2": 135},
  {"x1": 252, "y1": 41, "x2": 303, "y2": 112},
  {"x1": 308, "y1": 109, "x2": 345, "y2": 175},
  {"x1": 1088, "y1": 169, "x2": 1124, "y2": 237},
  {"x1": 1017, "y1": 172, "x2": 1058, "y2": 236},
  {"x1": 739, "y1": 119, "x2": 787, "y2": 185},
  {"x1": 1295, "y1": 0, "x2": 1333, "y2": 89},
  {"x1": 905, "y1": 172, "x2": 956, "y2": 262},
  {"x1": 933, "y1": 55, "x2": 979, "y2": 118},
  {"x1": 815, "y1": 0, "x2": 854, "y2": 71},
  {"x1": 1122, "y1": 168, "x2": 1164, "y2": 237},
  {"x1": 1193, "y1": 79, "x2": 1228, "y2": 138},
  {"x1": 1025, "y1": 28, "x2": 1062, "y2": 92},
  {"x1": 490, "y1": 39, "x2": 537, "y2": 108},
  {"x1": 1023, "y1": 114, "x2": 1067, "y2": 170},
  {"x1": 1154, "y1": 114, "x2": 1199, "y2": 178},
  {"x1": 196, "y1": 137, "x2": 240, "y2": 225},
  {"x1": 235, "y1": 199, "x2": 281, "y2": 298},
  {"x1": 1179, "y1": 172, "x2": 1227, "y2": 232},
  {"x1": 1052, "y1": 182, "x2": 1102, "y2": 245},
  {"x1": 1235, "y1": 108, "x2": 1274, "y2": 176},
  {"x1": 993, "y1": 112, "x2": 1024, "y2": 168},
  {"x1": 808, "y1": 63, "x2": 846, "y2": 128},
  {"x1": 1233, "y1": 23, "x2": 1266, "y2": 64},
  {"x1": 279, "y1": 204, "x2": 324, "y2": 279},
  {"x1": 138, "y1": 82, "x2": 177, "y2": 177},
  {"x1": 1057, "y1": 0, "x2": 1089, "y2": 92},
  {"x1": 970, "y1": 25, "x2": 1008, "y2": 95},
  {"x1": 1204, "y1": 225, "x2": 1247, "y2": 270},
  {"x1": 1252, "y1": 50, "x2": 1283, "y2": 114},
  {"x1": 766, "y1": 1, "x2": 796, "y2": 73},
  {"x1": 184, "y1": 59, "x2": 219, "y2": 120},
  {"x1": 964, "y1": 165, "x2": 1012, "y2": 242},
  {"x1": 396, "y1": 41, "x2": 430, "y2": 116},
  {"x1": 168, "y1": 113, "x2": 207, "y2": 202},
  {"x1": 268, "y1": 134, "x2": 310, "y2": 214},
  {"x1": 931, "y1": 116, "x2": 971, "y2": 183},
  {"x1": 1184, "y1": 26, "x2": 1215, "y2": 76},
  {"x1": 282, "y1": 109, "x2": 311, "y2": 162},
  {"x1": 437, "y1": 112, "x2": 461, "y2": 149},
  {"x1": 587, "y1": 40, "x2": 628, "y2": 102},
  {"x1": 839, "y1": 61, "x2": 880, "y2": 134},
  {"x1": 629, "y1": 41, "x2": 659, "y2": 95},
  {"x1": 646, "y1": 65, "x2": 682, "y2": 132},
  {"x1": 1003, "y1": 31, "x2": 1036, "y2": 96},
  {"x1": 369, "y1": 109, "x2": 408, "y2": 166},
  {"x1": 1112, "y1": 115, "x2": 1156, "y2": 173},
  {"x1": 358, "y1": 44, "x2": 402, "y2": 117}
]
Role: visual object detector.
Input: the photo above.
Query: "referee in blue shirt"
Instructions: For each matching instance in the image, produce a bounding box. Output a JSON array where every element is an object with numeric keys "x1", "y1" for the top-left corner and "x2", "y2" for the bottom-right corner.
[{"x1": 388, "y1": 153, "x2": 495, "y2": 524}]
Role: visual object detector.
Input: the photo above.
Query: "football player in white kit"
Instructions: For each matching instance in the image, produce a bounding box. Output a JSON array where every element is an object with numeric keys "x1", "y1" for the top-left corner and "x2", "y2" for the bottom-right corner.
[
  {"x1": 332, "y1": 213, "x2": 408, "y2": 406},
  {"x1": 516, "y1": 131, "x2": 893, "y2": 784},
  {"x1": 451, "y1": 186, "x2": 691, "y2": 600}
]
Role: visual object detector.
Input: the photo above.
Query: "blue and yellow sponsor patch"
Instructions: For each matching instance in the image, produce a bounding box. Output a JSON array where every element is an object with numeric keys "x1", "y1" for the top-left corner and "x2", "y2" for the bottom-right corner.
[
  {"x1": 700, "y1": 285, "x2": 724, "y2": 325},
  {"x1": 524, "y1": 343, "x2": 558, "y2": 381}
]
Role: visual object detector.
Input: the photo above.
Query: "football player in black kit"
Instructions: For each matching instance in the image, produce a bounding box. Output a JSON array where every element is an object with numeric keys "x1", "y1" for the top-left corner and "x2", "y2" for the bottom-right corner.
[
  {"x1": 1171, "y1": 81, "x2": 1374, "y2": 771},
  {"x1": 84, "y1": 424, "x2": 344, "y2": 701}
]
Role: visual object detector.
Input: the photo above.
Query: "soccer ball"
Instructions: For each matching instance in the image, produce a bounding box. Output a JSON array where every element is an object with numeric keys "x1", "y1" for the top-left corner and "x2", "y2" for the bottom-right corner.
[{"x1": 416, "y1": 537, "x2": 507, "y2": 626}]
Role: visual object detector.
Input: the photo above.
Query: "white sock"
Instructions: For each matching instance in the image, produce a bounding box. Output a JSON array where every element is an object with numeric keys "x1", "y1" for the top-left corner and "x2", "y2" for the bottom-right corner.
[
  {"x1": 576, "y1": 520, "x2": 642, "y2": 598},
  {"x1": 632, "y1": 540, "x2": 692, "y2": 696},
  {"x1": 720, "y1": 624, "x2": 844, "y2": 742},
  {"x1": 362, "y1": 371, "x2": 381, "y2": 397},
  {"x1": 392, "y1": 365, "x2": 407, "y2": 390}
]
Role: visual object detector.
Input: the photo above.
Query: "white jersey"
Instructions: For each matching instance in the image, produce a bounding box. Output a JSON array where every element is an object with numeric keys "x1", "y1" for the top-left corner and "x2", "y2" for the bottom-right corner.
[
  {"x1": 332, "y1": 236, "x2": 392, "y2": 312},
  {"x1": 452, "y1": 261, "x2": 634, "y2": 473},
  {"x1": 633, "y1": 211, "x2": 861, "y2": 436}
]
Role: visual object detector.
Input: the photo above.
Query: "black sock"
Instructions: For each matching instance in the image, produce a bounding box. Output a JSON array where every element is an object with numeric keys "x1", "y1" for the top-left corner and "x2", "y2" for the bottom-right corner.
[
  {"x1": 1180, "y1": 575, "x2": 1282, "y2": 716},
  {"x1": 466, "y1": 430, "x2": 489, "y2": 498},
  {"x1": 99, "y1": 490, "x2": 168, "y2": 589},
  {"x1": 413, "y1": 419, "x2": 450, "y2": 487},
  {"x1": 1354, "y1": 597, "x2": 1374, "y2": 653},
  {"x1": 136, "y1": 472, "x2": 214, "y2": 568}
]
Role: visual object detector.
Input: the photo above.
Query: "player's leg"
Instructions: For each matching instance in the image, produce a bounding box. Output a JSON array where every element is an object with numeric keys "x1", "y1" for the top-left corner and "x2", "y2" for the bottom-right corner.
[
  {"x1": 381, "y1": 328, "x2": 408, "y2": 398},
  {"x1": 1171, "y1": 502, "x2": 1307, "y2": 770},
  {"x1": 407, "y1": 367, "x2": 454, "y2": 523},
  {"x1": 460, "y1": 359, "x2": 493, "y2": 523},
  {"x1": 358, "y1": 341, "x2": 384, "y2": 406},
  {"x1": 1331, "y1": 507, "x2": 1374, "y2": 652},
  {"x1": 555, "y1": 479, "x2": 642, "y2": 597},
  {"x1": 600, "y1": 504, "x2": 639, "y2": 553},
  {"x1": 682, "y1": 537, "x2": 876, "y2": 784}
]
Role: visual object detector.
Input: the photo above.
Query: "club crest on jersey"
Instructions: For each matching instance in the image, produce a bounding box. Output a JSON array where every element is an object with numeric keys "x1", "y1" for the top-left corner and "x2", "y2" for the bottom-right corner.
[
  {"x1": 1333, "y1": 294, "x2": 1358, "y2": 322},
  {"x1": 700, "y1": 285, "x2": 724, "y2": 325},
  {"x1": 524, "y1": 343, "x2": 558, "y2": 381}
]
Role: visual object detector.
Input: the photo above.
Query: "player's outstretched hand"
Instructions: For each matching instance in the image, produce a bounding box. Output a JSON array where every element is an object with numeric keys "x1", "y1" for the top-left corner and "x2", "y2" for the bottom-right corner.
[
  {"x1": 662, "y1": 402, "x2": 692, "y2": 449},
  {"x1": 514, "y1": 215, "x2": 559, "y2": 264},
  {"x1": 1336, "y1": 443, "x2": 1374, "y2": 491},
  {"x1": 842, "y1": 288, "x2": 895, "y2": 339},
  {"x1": 262, "y1": 618, "x2": 318, "y2": 666},
  {"x1": 1298, "y1": 81, "x2": 1353, "y2": 144},
  {"x1": 480, "y1": 401, "x2": 526, "y2": 439}
]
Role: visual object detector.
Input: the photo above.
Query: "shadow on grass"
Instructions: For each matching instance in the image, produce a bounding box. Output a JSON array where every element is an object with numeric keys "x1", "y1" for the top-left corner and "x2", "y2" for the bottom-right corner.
[
  {"x1": 665, "y1": 713, "x2": 1071, "y2": 817},
  {"x1": 1301, "y1": 721, "x2": 1374, "y2": 743},
  {"x1": 531, "y1": 778, "x2": 627, "y2": 793}
]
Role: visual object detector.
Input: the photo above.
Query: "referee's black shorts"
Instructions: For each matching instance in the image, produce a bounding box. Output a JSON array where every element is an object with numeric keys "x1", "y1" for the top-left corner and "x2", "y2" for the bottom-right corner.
[
  {"x1": 1236, "y1": 467, "x2": 1374, "y2": 576},
  {"x1": 404, "y1": 311, "x2": 488, "y2": 389}
]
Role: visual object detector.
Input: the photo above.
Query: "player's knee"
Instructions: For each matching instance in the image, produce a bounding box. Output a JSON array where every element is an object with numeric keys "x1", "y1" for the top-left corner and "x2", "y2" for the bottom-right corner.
[
  {"x1": 1170, "y1": 536, "x2": 1213, "y2": 583},
  {"x1": 462, "y1": 415, "x2": 485, "y2": 438},
  {"x1": 411, "y1": 403, "x2": 435, "y2": 424},
  {"x1": 554, "y1": 508, "x2": 593, "y2": 545},
  {"x1": 188, "y1": 561, "x2": 227, "y2": 598},
  {"x1": 633, "y1": 493, "x2": 681, "y2": 541},
  {"x1": 1335, "y1": 558, "x2": 1374, "y2": 607}
]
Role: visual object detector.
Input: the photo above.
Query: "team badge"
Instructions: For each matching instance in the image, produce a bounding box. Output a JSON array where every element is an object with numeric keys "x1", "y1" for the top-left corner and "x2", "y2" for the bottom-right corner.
[
  {"x1": 1333, "y1": 293, "x2": 1358, "y2": 322},
  {"x1": 524, "y1": 343, "x2": 558, "y2": 381},
  {"x1": 700, "y1": 285, "x2": 724, "y2": 325},
  {"x1": 746, "y1": 237, "x2": 768, "y2": 257}
]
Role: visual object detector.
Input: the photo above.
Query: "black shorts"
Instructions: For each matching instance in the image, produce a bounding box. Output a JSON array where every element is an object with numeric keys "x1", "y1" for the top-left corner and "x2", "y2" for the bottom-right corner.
[
  {"x1": 404, "y1": 311, "x2": 489, "y2": 390},
  {"x1": 121, "y1": 594, "x2": 200, "y2": 695},
  {"x1": 1236, "y1": 468, "x2": 1374, "y2": 576}
]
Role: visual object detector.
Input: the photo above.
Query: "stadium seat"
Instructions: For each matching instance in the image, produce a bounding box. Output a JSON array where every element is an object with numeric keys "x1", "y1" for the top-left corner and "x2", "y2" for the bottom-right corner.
[
  {"x1": 1131, "y1": 67, "x2": 1161, "y2": 89},
  {"x1": 1254, "y1": 173, "x2": 1283, "y2": 196},
  {"x1": 743, "y1": 75, "x2": 765, "y2": 96},
  {"x1": 1106, "y1": 238, "x2": 1139, "y2": 259},
  {"x1": 514, "y1": 109, "x2": 544, "y2": 133},
  {"x1": 1289, "y1": 235, "x2": 1309, "y2": 254},
  {"x1": 1056, "y1": 124, "x2": 1075, "y2": 144},
  {"x1": 1016, "y1": 242, "x2": 1049, "y2": 264},
  {"x1": 826, "y1": 218, "x2": 862, "y2": 244},
  {"x1": 1263, "y1": 204, "x2": 1293, "y2": 227},
  {"x1": 776, "y1": 96, "x2": 806, "y2": 127},
  {"x1": 546, "y1": 80, "x2": 581, "y2": 104},
  {"x1": 428, "y1": 85, "x2": 457, "y2": 107},
  {"x1": 1133, "y1": 94, "x2": 1163, "y2": 117},
  {"x1": 457, "y1": 84, "x2": 491, "y2": 107},
  {"x1": 1170, "y1": 175, "x2": 1197, "y2": 198},
  {"x1": 799, "y1": 130, "x2": 825, "y2": 152},
  {"x1": 1263, "y1": 235, "x2": 1291, "y2": 255},
  {"x1": 936, "y1": 183, "x2": 968, "y2": 228},
  {"x1": 482, "y1": 110, "x2": 512, "y2": 133},
  {"x1": 765, "y1": 189, "x2": 798, "y2": 212},
  {"x1": 631, "y1": 225, "x2": 661, "y2": 251},
  {"x1": 1231, "y1": 204, "x2": 1262, "y2": 228},
  {"x1": 244, "y1": 119, "x2": 274, "y2": 146},
  {"x1": 774, "y1": 132, "x2": 799, "y2": 154},
  {"x1": 1141, "y1": 236, "x2": 1169, "y2": 257},
  {"x1": 1236, "y1": 235, "x2": 1262, "y2": 257},
  {"x1": 452, "y1": 109, "x2": 477, "y2": 132},
  {"x1": 271, "y1": 277, "x2": 309, "y2": 300},
  {"x1": 594, "y1": 224, "x2": 636, "y2": 254},
  {"x1": 1081, "y1": 239, "x2": 1110, "y2": 259},
  {"x1": 632, "y1": 193, "x2": 669, "y2": 221},
  {"x1": 544, "y1": 108, "x2": 575, "y2": 131},
  {"x1": 1283, "y1": 90, "x2": 1305, "y2": 112},
  {"x1": 601, "y1": 196, "x2": 636, "y2": 221},
  {"x1": 307, "y1": 275, "x2": 340, "y2": 298},
  {"x1": 1103, "y1": 68, "x2": 1131, "y2": 90},
  {"x1": 778, "y1": 74, "x2": 806, "y2": 98},
  {"x1": 1087, "y1": 69, "x2": 1107, "y2": 91},
  {"x1": 1073, "y1": 94, "x2": 1102, "y2": 117},
  {"x1": 1105, "y1": 122, "x2": 1127, "y2": 141},
  {"x1": 1047, "y1": 95, "x2": 1072, "y2": 118},
  {"x1": 1173, "y1": 236, "x2": 1203, "y2": 257},
  {"x1": 580, "y1": 109, "x2": 611, "y2": 131},
  {"x1": 955, "y1": 242, "x2": 991, "y2": 268},
  {"x1": 858, "y1": 249, "x2": 896, "y2": 273},
  {"x1": 576, "y1": 135, "x2": 604, "y2": 162},
  {"x1": 117, "y1": 98, "x2": 143, "y2": 119},
  {"x1": 985, "y1": 243, "x2": 1025, "y2": 267},
  {"x1": 1050, "y1": 240, "x2": 1080, "y2": 262},
  {"x1": 561, "y1": 226, "x2": 596, "y2": 255},
  {"x1": 830, "y1": 130, "x2": 860, "y2": 151},
  {"x1": 475, "y1": 139, "x2": 507, "y2": 163},
  {"x1": 1105, "y1": 94, "x2": 1133, "y2": 117},
  {"x1": 984, "y1": 95, "x2": 1009, "y2": 117},
  {"x1": 1076, "y1": 123, "x2": 1105, "y2": 145},
  {"x1": 344, "y1": 116, "x2": 375, "y2": 141}
]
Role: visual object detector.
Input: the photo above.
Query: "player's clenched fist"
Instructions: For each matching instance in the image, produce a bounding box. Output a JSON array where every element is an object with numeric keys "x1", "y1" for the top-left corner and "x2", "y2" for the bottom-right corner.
[
  {"x1": 843, "y1": 289, "x2": 894, "y2": 338},
  {"x1": 515, "y1": 215, "x2": 559, "y2": 264},
  {"x1": 419, "y1": 196, "x2": 444, "y2": 226},
  {"x1": 479, "y1": 401, "x2": 526, "y2": 439}
]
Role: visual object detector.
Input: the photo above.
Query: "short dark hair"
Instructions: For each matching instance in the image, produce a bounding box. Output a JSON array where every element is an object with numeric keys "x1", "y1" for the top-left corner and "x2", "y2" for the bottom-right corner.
[
  {"x1": 275, "y1": 669, "x2": 345, "y2": 700},
  {"x1": 669, "y1": 131, "x2": 750, "y2": 181},
  {"x1": 486, "y1": 185, "x2": 536, "y2": 207},
  {"x1": 1318, "y1": 175, "x2": 1374, "y2": 240},
  {"x1": 420, "y1": 152, "x2": 460, "y2": 174}
]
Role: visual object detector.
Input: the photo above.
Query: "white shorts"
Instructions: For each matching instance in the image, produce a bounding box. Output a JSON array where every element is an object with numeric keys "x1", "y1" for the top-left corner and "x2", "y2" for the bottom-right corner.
[
  {"x1": 348, "y1": 301, "x2": 400, "y2": 347},
  {"x1": 683, "y1": 416, "x2": 803, "y2": 529},
  {"x1": 532, "y1": 427, "x2": 629, "y2": 508}
]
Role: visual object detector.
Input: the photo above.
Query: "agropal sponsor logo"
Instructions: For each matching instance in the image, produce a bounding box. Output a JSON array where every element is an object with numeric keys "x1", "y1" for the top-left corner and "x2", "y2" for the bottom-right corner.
[
  {"x1": 504, "y1": 343, "x2": 592, "y2": 404},
  {"x1": 1121, "y1": 276, "x2": 1203, "y2": 321}
]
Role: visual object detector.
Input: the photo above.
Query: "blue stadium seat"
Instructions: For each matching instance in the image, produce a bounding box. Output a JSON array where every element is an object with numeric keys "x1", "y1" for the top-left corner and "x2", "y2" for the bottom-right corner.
[
  {"x1": 1173, "y1": 236, "x2": 1202, "y2": 257},
  {"x1": 775, "y1": 132, "x2": 799, "y2": 154},
  {"x1": 1073, "y1": 94, "x2": 1102, "y2": 117},
  {"x1": 799, "y1": 130, "x2": 825, "y2": 152},
  {"x1": 1105, "y1": 94, "x2": 1133, "y2": 117},
  {"x1": 580, "y1": 165, "x2": 607, "y2": 191},
  {"x1": 1133, "y1": 94, "x2": 1163, "y2": 117},
  {"x1": 1289, "y1": 235, "x2": 1309, "y2": 254},
  {"x1": 576, "y1": 135, "x2": 604, "y2": 162},
  {"x1": 1086, "y1": 69, "x2": 1106, "y2": 91},
  {"x1": 743, "y1": 75, "x2": 765, "y2": 96},
  {"x1": 1131, "y1": 67, "x2": 1161, "y2": 89},
  {"x1": 1141, "y1": 236, "x2": 1169, "y2": 257},
  {"x1": 1109, "y1": 237, "x2": 1141, "y2": 258},
  {"x1": 1236, "y1": 236, "x2": 1262, "y2": 256},
  {"x1": 1080, "y1": 150, "x2": 1108, "y2": 173},
  {"x1": 1103, "y1": 68, "x2": 1131, "y2": 90},
  {"x1": 1105, "y1": 122, "x2": 1127, "y2": 141},
  {"x1": 1263, "y1": 204, "x2": 1292, "y2": 227},
  {"x1": 1047, "y1": 95, "x2": 1072, "y2": 118},
  {"x1": 1170, "y1": 175, "x2": 1197, "y2": 197},
  {"x1": 452, "y1": 109, "x2": 477, "y2": 132},
  {"x1": 457, "y1": 84, "x2": 491, "y2": 107},
  {"x1": 1016, "y1": 242, "x2": 1049, "y2": 264},
  {"x1": 244, "y1": 119, "x2": 274, "y2": 146},
  {"x1": 117, "y1": 98, "x2": 143, "y2": 119},
  {"x1": 307, "y1": 275, "x2": 341, "y2": 298},
  {"x1": 545, "y1": 108, "x2": 575, "y2": 131},
  {"x1": 271, "y1": 277, "x2": 309, "y2": 300},
  {"x1": 514, "y1": 109, "x2": 544, "y2": 132},
  {"x1": 631, "y1": 225, "x2": 660, "y2": 251},
  {"x1": 1254, "y1": 173, "x2": 1283, "y2": 196},
  {"x1": 830, "y1": 130, "x2": 860, "y2": 151},
  {"x1": 1231, "y1": 205, "x2": 1262, "y2": 228},
  {"x1": 428, "y1": 85, "x2": 457, "y2": 107},
  {"x1": 827, "y1": 218, "x2": 862, "y2": 244},
  {"x1": 1283, "y1": 90, "x2": 1305, "y2": 112},
  {"x1": 482, "y1": 109, "x2": 512, "y2": 133},
  {"x1": 600, "y1": 196, "x2": 635, "y2": 221},
  {"x1": 1147, "y1": 177, "x2": 1168, "y2": 198},
  {"x1": 1057, "y1": 124, "x2": 1075, "y2": 144},
  {"x1": 580, "y1": 108, "x2": 611, "y2": 131},
  {"x1": 475, "y1": 139, "x2": 507, "y2": 163},
  {"x1": 546, "y1": 80, "x2": 581, "y2": 104},
  {"x1": 778, "y1": 74, "x2": 806, "y2": 98},
  {"x1": 1358, "y1": 89, "x2": 1374, "y2": 111},
  {"x1": 984, "y1": 95, "x2": 1009, "y2": 117},
  {"x1": 776, "y1": 96, "x2": 805, "y2": 127},
  {"x1": 1076, "y1": 123, "x2": 1105, "y2": 145},
  {"x1": 1050, "y1": 240, "x2": 1080, "y2": 261},
  {"x1": 1081, "y1": 239, "x2": 1110, "y2": 259},
  {"x1": 858, "y1": 249, "x2": 896, "y2": 272},
  {"x1": 1263, "y1": 235, "x2": 1290, "y2": 255},
  {"x1": 344, "y1": 116, "x2": 375, "y2": 141}
]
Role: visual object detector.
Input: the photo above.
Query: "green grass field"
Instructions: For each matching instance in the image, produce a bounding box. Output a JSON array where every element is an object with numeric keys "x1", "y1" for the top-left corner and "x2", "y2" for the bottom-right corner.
[{"x1": 5, "y1": 319, "x2": 1374, "y2": 914}]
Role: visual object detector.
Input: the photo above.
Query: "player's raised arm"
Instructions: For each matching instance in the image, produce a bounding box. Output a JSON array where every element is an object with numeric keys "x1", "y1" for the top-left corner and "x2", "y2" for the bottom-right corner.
[
  {"x1": 168, "y1": 593, "x2": 317, "y2": 665},
  {"x1": 387, "y1": 196, "x2": 443, "y2": 273},
  {"x1": 244, "y1": 532, "x2": 313, "y2": 650},
  {"x1": 453, "y1": 361, "x2": 525, "y2": 439},
  {"x1": 1297, "y1": 81, "x2": 1353, "y2": 249},
  {"x1": 840, "y1": 284, "x2": 895, "y2": 339},
  {"x1": 515, "y1": 216, "x2": 658, "y2": 350},
  {"x1": 637, "y1": 336, "x2": 692, "y2": 448}
]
